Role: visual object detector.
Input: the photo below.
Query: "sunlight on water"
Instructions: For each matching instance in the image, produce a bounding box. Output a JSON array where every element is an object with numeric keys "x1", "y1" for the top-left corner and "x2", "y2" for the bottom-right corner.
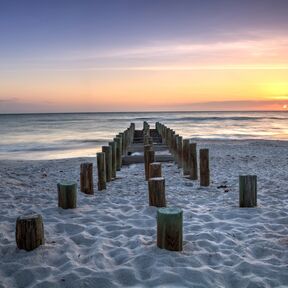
[{"x1": 0, "y1": 112, "x2": 287, "y2": 160}]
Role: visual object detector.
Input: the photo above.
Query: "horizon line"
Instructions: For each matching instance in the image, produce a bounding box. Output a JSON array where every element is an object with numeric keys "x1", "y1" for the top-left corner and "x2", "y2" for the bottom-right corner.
[{"x1": 0, "y1": 109, "x2": 287, "y2": 115}]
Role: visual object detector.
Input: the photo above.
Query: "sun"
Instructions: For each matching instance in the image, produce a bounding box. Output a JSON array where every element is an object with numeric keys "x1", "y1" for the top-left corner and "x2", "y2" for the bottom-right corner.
[{"x1": 283, "y1": 105, "x2": 287, "y2": 109}]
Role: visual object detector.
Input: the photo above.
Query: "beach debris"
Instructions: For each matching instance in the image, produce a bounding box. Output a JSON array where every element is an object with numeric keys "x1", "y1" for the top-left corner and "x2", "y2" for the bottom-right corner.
[{"x1": 217, "y1": 185, "x2": 228, "y2": 189}]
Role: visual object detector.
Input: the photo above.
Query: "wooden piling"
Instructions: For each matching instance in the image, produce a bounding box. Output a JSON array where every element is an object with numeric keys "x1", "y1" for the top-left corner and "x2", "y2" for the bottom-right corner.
[
  {"x1": 109, "y1": 141, "x2": 117, "y2": 179},
  {"x1": 239, "y1": 175, "x2": 257, "y2": 207},
  {"x1": 57, "y1": 182, "x2": 77, "y2": 209},
  {"x1": 118, "y1": 133, "x2": 124, "y2": 155},
  {"x1": 200, "y1": 149, "x2": 210, "y2": 186},
  {"x1": 144, "y1": 144, "x2": 152, "y2": 180},
  {"x1": 145, "y1": 149, "x2": 155, "y2": 180},
  {"x1": 149, "y1": 162, "x2": 162, "y2": 178},
  {"x1": 189, "y1": 143, "x2": 198, "y2": 180},
  {"x1": 157, "y1": 207, "x2": 183, "y2": 251},
  {"x1": 102, "y1": 146, "x2": 112, "y2": 182},
  {"x1": 114, "y1": 137, "x2": 122, "y2": 170},
  {"x1": 80, "y1": 162, "x2": 94, "y2": 194},
  {"x1": 16, "y1": 214, "x2": 45, "y2": 251},
  {"x1": 182, "y1": 139, "x2": 190, "y2": 175},
  {"x1": 97, "y1": 152, "x2": 106, "y2": 190},
  {"x1": 177, "y1": 136, "x2": 183, "y2": 168},
  {"x1": 148, "y1": 177, "x2": 166, "y2": 207}
]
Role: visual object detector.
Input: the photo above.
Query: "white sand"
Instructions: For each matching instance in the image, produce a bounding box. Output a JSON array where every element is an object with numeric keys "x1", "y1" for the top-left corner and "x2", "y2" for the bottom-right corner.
[{"x1": 0, "y1": 140, "x2": 288, "y2": 287}]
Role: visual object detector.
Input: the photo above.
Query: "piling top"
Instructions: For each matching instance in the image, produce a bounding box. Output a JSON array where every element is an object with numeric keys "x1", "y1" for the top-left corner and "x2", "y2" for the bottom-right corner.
[
  {"x1": 57, "y1": 181, "x2": 77, "y2": 187},
  {"x1": 18, "y1": 214, "x2": 41, "y2": 220},
  {"x1": 158, "y1": 207, "x2": 182, "y2": 215}
]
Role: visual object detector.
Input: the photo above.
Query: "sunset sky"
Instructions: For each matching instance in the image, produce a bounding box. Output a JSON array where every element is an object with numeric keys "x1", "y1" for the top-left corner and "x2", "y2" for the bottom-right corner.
[{"x1": 0, "y1": 0, "x2": 288, "y2": 113}]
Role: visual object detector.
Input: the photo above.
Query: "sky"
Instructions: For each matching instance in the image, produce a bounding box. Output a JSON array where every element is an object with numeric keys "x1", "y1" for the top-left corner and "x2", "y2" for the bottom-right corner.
[{"x1": 0, "y1": 0, "x2": 288, "y2": 113}]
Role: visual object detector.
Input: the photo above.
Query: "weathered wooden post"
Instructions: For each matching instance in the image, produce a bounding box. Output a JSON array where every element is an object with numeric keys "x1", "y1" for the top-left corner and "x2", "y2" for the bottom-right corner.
[
  {"x1": 149, "y1": 162, "x2": 162, "y2": 178},
  {"x1": 144, "y1": 135, "x2": 150, "y2": 145},
  {"x1": 97, "y1": 152, "x2": 106, "y2": 190},
  {"x1": 148, "y1": 177, "x2": 166, "y2": 207},
  {"x1": 57, "y1": 182, "x2": 77, "y2": 209},
  {"x1": 177, "y1": 136, "x2": 183, "y2": 169},
  {"x1": 239, "y1": 175, "x2": 257, "y2": 207},
  {"x1": 172, "y1": 134, "x2": 177, "y2": 160},
  {"x1": 145, "y1": 150, "x2": 155, "y2": 180},
  {"x1": 189, "y1": 143, "x2": 198, "y2": 180},
  {"x1": 102, "y1": 146, "x2": 112, "y2": 182},
  {"x1": 182, "y1": 139, "x2": 190, "y2": 175},
  {"x1": 200, "y1": 148, "x2": 210, "y2": 186},
  {"x1": 109, "y1": 141, "x2": 117, "y2": 179},
  {"x1": 157, "y1": 207, "x2": 183, "y2": 251},
  {"x1": 80, "y1": 162, "x2": 94, "y2": 195},
  {"x1": 114, "y1": 137, "x2": 122, "y2": 171},
  {"x1": 119, "y1": 133, "x2": 124, "y2": 155},
  {"x1": 144, "y1": 144, "x2": 152, "y2": 179},
  {"x1": 16, "y1": 214, "x2": 45, "y2": 251}
]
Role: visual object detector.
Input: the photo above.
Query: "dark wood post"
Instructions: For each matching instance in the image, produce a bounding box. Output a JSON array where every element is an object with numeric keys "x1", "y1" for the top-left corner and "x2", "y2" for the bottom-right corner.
[
  {"x1": 149, "y1": 162, "x2": 162, "y2": 178},
  {"x1": 239, "y1": 175, "x2": 257, "y2": 207},
  {"x1": 97, "y1": 152, "x2": 106, "y2": 190},
  {"x1": 157, "y1": 207, "x2": 183, "y2": 251},
  {"x1": 16, "y1": 214, "x2": 45, "y2": 251},
  {"x1": 114, "y1": 137, "x2": 122, "y2": 171},
  {"x1": 145, "y1": 150, "x2": 155, "y2": 180},
  {"x1": 109, "y1": 141, "x2": 117, "y2": 179},
  {"x1": 148, "y1": 177, "x2": 166, "y2": 207},
  {"x1": 57, "y1": 182, "x2": 77, "y2": 209},
  {"x1": 102, "y1": 146, "x2": 112, "y2": 182},
  {"x1": 189, "y1": 143, "x2": 198, "y2": 180},
  {"x1": 119, "y1": 133, "x2": 124, "y2": 155},
  {"x1": 144, "y1": 144, "x2": 152, "y2": 180},
  {"x1": 80, "y1": 162, "x2": 94, "y2": 195},
  {"x1": 177, "y1": 136, "x2": 183, "y2": 168},
  {"x1": 182, "y1": 139, "x2": 190, "y2": 175},
  {"x1": 200, "y1": 148, "x2": 210, "y2": 186}
]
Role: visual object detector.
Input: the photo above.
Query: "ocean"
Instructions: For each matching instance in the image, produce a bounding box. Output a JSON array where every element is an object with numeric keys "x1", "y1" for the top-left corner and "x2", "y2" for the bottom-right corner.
[{"x1": 0, "y1": 111, "x2": 287, "y2": 160}]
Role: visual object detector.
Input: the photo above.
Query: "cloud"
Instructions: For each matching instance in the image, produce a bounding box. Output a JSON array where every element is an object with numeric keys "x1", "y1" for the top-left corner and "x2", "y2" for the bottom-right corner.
[
  {"x1": 0, "y1": 97, "x2": 19, "y2": 103},
  {"x1": 2, "y1": 34, "x2": 288, "y2": 72}
]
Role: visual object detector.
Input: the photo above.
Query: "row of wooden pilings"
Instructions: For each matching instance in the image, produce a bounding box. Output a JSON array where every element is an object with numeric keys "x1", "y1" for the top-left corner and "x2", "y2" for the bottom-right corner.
[
  {"x1": 15, "y1": 121, "x2": 257, "y2": 252},
  {"x1": 15, "y1": 123, "x2": 136, "y2": 251},
  {"x1": 144, "y1": 122, "x2": 257, "y2": 251},
  {"x1": 155, "y1": 121, "x2": 209, "y2": 186},
  {"x1": 142, "y1": 121, "x2": 182, "y2": 251},
  {"x1": 96, "y1": 123, "x2": 135, "y2": 191}
]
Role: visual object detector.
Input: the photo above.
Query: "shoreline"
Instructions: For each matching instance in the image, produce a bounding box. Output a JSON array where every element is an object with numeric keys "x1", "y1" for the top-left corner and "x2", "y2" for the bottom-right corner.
[
  {"x1": 0, "y1": 139, "x2": 288, "y2": 287},
  {"x1": 1, "y1": 138, "x2": 288, "y2": 162}
]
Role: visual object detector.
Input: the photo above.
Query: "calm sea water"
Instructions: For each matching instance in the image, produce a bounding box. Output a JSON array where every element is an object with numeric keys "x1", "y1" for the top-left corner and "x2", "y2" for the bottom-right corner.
[{"x1": 0, "y1": 111, "x2": 287, "y2": 160}]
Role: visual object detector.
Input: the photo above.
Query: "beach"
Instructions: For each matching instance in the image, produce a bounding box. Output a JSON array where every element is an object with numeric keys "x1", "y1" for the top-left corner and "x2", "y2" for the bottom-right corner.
[{"x1": 0, "y1": 139, "x2": 288, "y2": 287}]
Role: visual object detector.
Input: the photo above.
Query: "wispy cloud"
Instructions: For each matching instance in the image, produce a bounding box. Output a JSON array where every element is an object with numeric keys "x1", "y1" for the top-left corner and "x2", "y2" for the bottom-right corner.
[
  {"x1": 0, "y1": 97, "x2": 19, "y2": 103},
  {"x1": 2, "y1": 34, "x2": 288, "y2": 72}
]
